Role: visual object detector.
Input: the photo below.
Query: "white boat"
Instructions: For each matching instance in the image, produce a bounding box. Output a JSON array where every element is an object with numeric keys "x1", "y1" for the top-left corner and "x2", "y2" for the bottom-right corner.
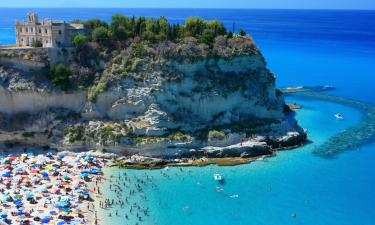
[
  {"x1": 214, "y1": 174, "x2": 223, "y2": 181},
  {"x1": 229, "y1": 194, "x2": 239, "y2": 198},
  {"x1": 335, "y1": 114, "x2": 344, "y2": 120}
]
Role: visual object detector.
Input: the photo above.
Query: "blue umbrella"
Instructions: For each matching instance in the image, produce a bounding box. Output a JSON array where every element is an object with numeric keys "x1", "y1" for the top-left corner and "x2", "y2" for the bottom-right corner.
[
  {"x1": 41, "y1": 217, "x2": 51, "y2": 223},
  {"x1": 82, "y1": 172, "x2": 88, "y2": 177},
  {"x1": 90, "y1": 168, "x2": 101, "y2": 174},
  {"x1": 57, "y1": 221, "x2": 66, "y2": 225},
  {"x1": 0, "y1": 214, "x2": 7, "y2": 219},
  {"x1": 42, "y1": 172, "x2": 49, "y2": 177},
  {"x1": 14, "y1": 200, "x2": 23, "y2": 206},
  {"x1": 2, "y1": 173, "x2": 11, "y2": 178},
  {"x1": 53, "y1": 171, "x2": 60, "y2": 176}
]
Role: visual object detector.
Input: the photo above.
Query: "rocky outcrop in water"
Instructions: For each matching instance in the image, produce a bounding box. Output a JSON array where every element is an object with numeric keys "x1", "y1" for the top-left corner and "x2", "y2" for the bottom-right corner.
[{"x1": 0, "y1": 36, "x2": 306, "y2": 158}]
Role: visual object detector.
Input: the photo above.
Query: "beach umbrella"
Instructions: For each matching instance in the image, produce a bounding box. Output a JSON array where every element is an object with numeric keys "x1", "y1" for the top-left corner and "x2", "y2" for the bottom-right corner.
[
  {"x1": 0, "y1": 214, "x2": 7, "y2": 219},
  {"x1": 57, "y1": 221, "x2": 66, "y2": 225},
  {"x1": 42, "y1": 172, "x2": 49, "y2": 177},
  {"x1": 14, "y1": 200, "x2": 23, "y2": 206},
  {"x1": 2, "y1": 173, "x2": 11, "y2": 178},
  {"x1": 53, "y1": 171, "x2": 60, "y2": 176},
  {"x1": 40, "y1": 217, "x2": 51, "y2": 223}
]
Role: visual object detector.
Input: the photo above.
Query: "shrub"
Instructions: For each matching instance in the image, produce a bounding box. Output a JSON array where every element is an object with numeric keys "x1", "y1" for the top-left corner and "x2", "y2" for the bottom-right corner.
[
  {"x1": 72, "y1": 34, "x2": 88, "y2": 51},
  {"x1": 208, "y1": 130, "x2": 226, "y2": 140},
  {"x1": 88, "y1": 79, "x2": 108, "y2": 102},
  {"x1": 92, "y1": 27, "x2": 109, "y2": 43},
  {"x1": 22, "y1": 131, "x2": 35, "y2": 138},
  {"x1": 239, "y1": 29, "x2": 247, "y2": 36},
  {"x1": 49, "y1": 64, "x2": 72, "y2": 91}
]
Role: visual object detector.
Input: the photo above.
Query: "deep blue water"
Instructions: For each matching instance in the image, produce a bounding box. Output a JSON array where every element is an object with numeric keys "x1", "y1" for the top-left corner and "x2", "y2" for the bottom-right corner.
[
  {"x1": 1, "y1": 8, "x2": 375, "y2": 225},
  {"x1": 1, "y1": 8, "x2": 374, "y2": 102}
]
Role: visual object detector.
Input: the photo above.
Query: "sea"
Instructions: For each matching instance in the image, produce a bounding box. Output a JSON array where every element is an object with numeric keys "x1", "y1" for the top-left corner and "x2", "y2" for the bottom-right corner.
[{"x1": 1, "y1": 8, "x2": 375, "y2": 225}]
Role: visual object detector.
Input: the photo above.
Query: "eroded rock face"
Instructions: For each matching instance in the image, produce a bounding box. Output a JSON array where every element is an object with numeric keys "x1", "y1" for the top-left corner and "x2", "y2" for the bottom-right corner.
[
  {"x1": 85, "y1": 54, "x2": 285, "y2": 135},
  {"x1": 0, "y1": 37, "x2": 306, "y2": 156}
]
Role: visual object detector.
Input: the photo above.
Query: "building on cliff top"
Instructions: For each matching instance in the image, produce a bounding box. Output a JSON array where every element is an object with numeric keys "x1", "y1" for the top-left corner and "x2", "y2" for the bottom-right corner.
[{"x1": 15, "y1": 12, "x2": 85, "y2": 48}]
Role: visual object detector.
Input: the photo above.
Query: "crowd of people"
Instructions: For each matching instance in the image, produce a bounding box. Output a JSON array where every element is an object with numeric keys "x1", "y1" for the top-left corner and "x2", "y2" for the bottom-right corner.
[{"x1": 0, "y1": 152, "x2": 104, "y2": 225}]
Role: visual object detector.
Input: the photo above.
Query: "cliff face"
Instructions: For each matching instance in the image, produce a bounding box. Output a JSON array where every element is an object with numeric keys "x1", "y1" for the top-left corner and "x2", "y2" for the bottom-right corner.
[
  {"x1": 0, "y1": 36, "x2": 306, "y2": 157},
  {"x1": 87, "y1": 54, "x2": 284, "y2": 135}
]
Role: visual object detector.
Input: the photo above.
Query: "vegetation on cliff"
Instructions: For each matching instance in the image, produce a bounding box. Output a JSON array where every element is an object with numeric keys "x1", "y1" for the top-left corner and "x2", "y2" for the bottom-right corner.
[
  {"x1": 73, "y1": 15, "x2": 231, "y2": 46},
  {"x1": 64, "y1": 14, "x2": 258, "y2": 96}
]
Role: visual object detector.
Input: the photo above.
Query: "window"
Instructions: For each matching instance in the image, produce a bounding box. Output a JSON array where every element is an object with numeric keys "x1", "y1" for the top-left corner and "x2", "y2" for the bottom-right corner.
[
  {"x1": 31, "y1": 27, "x2": 33, "y2": 33},
  {"x1": 26, "y1": 27, "x2": 28, "y2": 32},
  {"x1": 45, "y1": 29, "x2": 48, "y2": 34},
  {"x1": 39, "y1": 28, "x2": 41, "y2": 34},
  {"x1": 58, "y1": 30, "x2": 62, "y2": 35}
]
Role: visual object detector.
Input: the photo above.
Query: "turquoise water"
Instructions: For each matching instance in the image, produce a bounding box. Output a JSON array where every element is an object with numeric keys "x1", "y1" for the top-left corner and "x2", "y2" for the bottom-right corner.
[
  {"x1": 1, "y1": 9, "x2": 375, "y2": 224},
  {"x1": 99, "y1": 98, "x2": 375, "y2": 225}
]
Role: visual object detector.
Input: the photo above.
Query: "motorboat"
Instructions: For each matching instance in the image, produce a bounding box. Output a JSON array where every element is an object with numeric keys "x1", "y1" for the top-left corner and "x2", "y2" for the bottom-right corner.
[
  {"x1": 214, "y1": 174, "x2": 222, "y2": 181},
  {"x1": 335, "y1": 114, "x2": 344, "y2": 120},
  {"x1": 214, "y1": 173, "x2": 225, "y2": 184}
]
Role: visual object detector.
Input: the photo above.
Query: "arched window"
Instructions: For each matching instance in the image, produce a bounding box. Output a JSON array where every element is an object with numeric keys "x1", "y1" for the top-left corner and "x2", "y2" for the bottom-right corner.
[
  {"x1": 39, "y1": 28, "x2": 41, "y2": 34},
  {"x1": 26, "y1": 27, "x2": 28, "y2": 32}
]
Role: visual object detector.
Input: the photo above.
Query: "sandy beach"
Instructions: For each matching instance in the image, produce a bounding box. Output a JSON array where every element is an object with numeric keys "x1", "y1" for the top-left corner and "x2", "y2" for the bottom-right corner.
[{"x1": 0, "y1": 150, "x2": 106, "y2": 225}]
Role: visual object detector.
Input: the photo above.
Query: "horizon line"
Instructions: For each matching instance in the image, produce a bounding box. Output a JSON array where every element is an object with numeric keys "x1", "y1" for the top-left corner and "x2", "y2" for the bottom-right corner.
[{"x1": 0, "y1": 7, "x2": 374, "y2": 11}]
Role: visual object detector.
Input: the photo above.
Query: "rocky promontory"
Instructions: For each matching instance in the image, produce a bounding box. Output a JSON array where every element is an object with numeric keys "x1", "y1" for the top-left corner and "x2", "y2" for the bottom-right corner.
[{"x1": 0, "y1": 15, "x2": 306, "y2": 160}]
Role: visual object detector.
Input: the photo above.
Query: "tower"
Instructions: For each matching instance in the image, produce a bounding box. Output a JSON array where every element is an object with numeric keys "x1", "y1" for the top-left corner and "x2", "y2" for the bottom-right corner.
[{"x1": 28, "y1": 12, "x2": 38, "y2": 23}]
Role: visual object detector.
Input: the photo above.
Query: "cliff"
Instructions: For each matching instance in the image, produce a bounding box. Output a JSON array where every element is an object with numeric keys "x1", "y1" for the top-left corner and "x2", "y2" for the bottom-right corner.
[{"x1": 0, "y1": 35, "x2": 306, "y2": 158}]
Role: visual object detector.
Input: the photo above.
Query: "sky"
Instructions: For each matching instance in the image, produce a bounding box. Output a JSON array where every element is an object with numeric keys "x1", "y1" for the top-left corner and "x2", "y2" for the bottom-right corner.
[{"x1": 0, "y1": 0, "x2": 375, "y2": 9}]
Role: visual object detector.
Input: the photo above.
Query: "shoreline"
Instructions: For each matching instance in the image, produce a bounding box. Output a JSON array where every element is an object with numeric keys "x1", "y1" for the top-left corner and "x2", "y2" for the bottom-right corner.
[
  {"x1": 0, "y1": 151, "x2": 106, "y2": 225},
  {"x1": 111, "y1": 142, "x2": 305, "y2": 169}
]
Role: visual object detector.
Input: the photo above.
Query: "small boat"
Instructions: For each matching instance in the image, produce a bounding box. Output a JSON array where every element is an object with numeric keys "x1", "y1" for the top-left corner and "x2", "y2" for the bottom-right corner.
[
  {"x1": 229, "y1": 194, "x2": 239, "y2": 198},
  {"x1": 335, "y1": 114, "x2": 344, "y2": 120},
  {"x1": 214, "y1": 174, "x2": 225, "y2": 184},
  {"x1": 214, "y1": 174, "x2": 222, "y2": 181}
]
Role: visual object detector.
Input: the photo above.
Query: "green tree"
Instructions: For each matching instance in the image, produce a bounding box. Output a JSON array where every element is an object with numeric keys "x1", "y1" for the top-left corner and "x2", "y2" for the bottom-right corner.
[
  {"x1": 50, "y1": 64, "x2": 71, "y2": 91},
  {"x1": 92, "y1": 27, "x2": 109, "y2": 43},
  {"x1": 182, "y1": 17, "x2": 206, "y2": 37},
  {"x1": 84, "y1": 19, "x2": 109, "y2": 30},
  {"x1": 207, "y1": 20, "x2": 227, "y2": 36},
  {"x1": 239, "y1": 29, "x2": 247, "y2": 36},
  {"x1": 199, "y1": 29, "x2": 215, "y2": 45},
  {"x1": 72, "y1": 34, "x2": 88, "y2": 51},
  {"x1": 110, "y1": 14, "x2": 132, "y2": 41}
]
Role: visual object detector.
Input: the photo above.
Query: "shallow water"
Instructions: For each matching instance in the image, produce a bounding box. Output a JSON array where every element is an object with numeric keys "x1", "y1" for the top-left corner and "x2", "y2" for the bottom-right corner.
[{"x1": 98, "y1": 98, "x2": 375, "y2": 225}]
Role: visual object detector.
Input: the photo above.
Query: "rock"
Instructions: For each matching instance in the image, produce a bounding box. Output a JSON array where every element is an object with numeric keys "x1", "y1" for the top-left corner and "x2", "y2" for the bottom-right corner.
[{"x1": 0, "y1": 38, "x2": 307, "y2": 158}]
